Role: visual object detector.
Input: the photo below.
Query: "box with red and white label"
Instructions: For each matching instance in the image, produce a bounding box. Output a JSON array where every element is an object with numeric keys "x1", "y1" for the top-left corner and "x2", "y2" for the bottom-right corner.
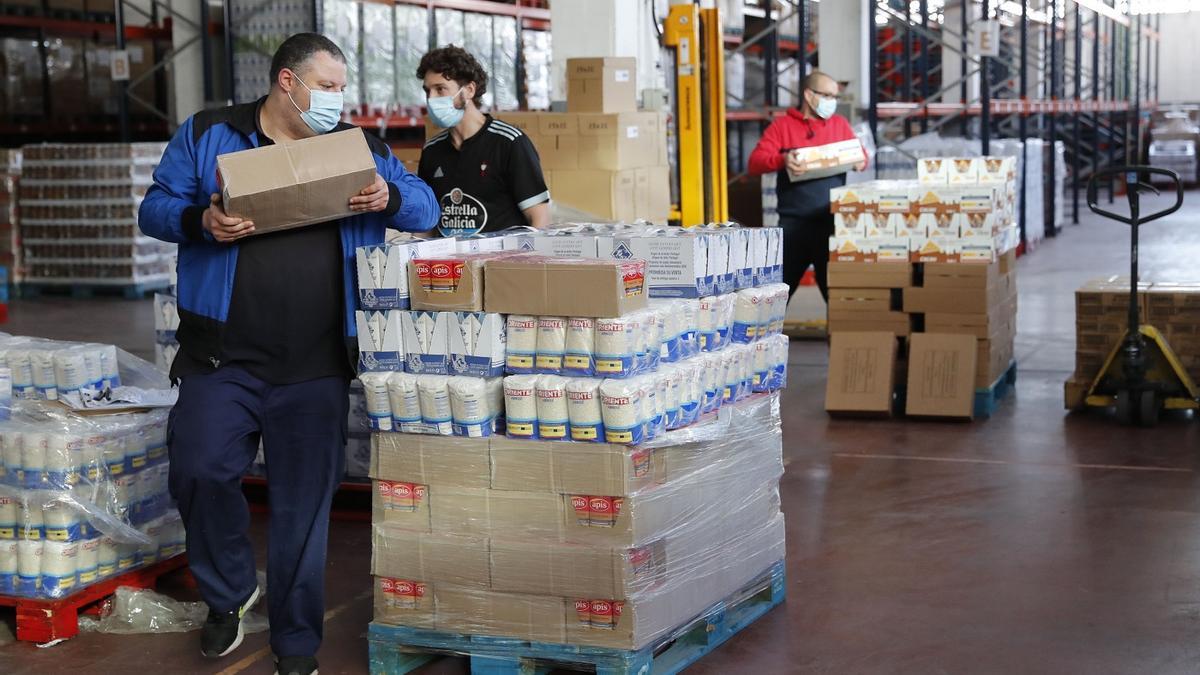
[{"x1": 409, "y1": 252, "x2": 516, "y2": 312}]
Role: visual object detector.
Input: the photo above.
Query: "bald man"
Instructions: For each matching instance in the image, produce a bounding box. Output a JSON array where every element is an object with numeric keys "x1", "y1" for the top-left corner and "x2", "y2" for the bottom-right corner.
[{"x1": 748, "y1": 71, "x2": 867, "y2": 301}]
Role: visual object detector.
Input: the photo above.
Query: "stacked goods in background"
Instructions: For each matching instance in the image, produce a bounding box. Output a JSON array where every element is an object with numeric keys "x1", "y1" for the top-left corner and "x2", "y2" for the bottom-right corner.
[
  {"x1": 0, "y1": 149, "x2": 19, "y2": 293},
  {"x1": 1065, "y1": 278, "x2": 1200, "y2": 409},
  {"x1": 0, "y1": 335, "x2": 183, "y2": 599},
  {"x1": 19, "y1": 143, "x2": 173, "y2": 290},
  {"x1": 825, "y1": 157, "x2": 1020, "y2": 419},
  {"x1": 491, "y1": 58, "x2": 670, "y2": 222},
  {"x1": 360, "y1": 235, "x2": 788, "y2": 654}
]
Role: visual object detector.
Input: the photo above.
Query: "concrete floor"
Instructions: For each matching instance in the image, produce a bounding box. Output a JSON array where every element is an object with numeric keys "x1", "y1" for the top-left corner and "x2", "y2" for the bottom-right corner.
[{"x1": 4, "y1": 190, "x2": 1200, "y2": 674}]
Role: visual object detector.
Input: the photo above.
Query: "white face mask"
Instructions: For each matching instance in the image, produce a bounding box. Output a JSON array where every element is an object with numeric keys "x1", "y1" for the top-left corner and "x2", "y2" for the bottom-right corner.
[{"x1": 815, "y1": 97, "x2": 837, "y2": 119}]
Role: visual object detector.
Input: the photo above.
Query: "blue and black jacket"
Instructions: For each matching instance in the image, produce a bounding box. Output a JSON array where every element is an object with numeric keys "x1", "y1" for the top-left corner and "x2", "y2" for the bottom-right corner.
[{"x1": 138, "y1": 98, "x2": 439, "y2": 370}]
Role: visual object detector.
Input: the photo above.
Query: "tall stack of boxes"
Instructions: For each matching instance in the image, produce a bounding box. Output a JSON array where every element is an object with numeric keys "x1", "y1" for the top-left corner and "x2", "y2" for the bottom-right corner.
[
  {"x1": 1066, "y1": 278, "x2": 1200, "y2": 408},
  {"x1": 825, "y1": 157, "x2": 1020, "y2": 418},
  {"x1": 495, "y1": 58, "x2": 670, "y2": 222}
]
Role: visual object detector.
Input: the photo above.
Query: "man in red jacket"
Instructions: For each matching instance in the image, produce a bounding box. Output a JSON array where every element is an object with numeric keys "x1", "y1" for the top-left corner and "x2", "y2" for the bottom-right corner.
[{"x1": 748, "y1": 71, "x2": 867, "y2": 300}]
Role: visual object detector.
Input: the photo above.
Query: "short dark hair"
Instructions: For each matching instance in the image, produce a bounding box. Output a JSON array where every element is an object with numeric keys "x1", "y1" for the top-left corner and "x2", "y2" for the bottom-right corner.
[
  {"x1": 804, "y1": 71, "x2": 836, "y2": 93},
  {"x1": 417, "y1": 45, "x2": 489, "y2": 107},
  {"x1": 270, "y1": 33, "x2": 346, "y2": 87}
]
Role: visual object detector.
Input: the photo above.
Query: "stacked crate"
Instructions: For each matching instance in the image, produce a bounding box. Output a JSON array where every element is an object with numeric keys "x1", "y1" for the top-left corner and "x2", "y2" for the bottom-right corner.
[
  {"x1": 19, "y1": 143, "x2": 172, "y2": 290},
  {"x1": 1066, "y1": 279, "x2": 1200, "y2": 408}
]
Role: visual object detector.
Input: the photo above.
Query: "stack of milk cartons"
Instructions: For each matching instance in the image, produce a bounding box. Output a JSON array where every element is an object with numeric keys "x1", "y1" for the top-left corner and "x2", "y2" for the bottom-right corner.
[
  {"x1": 367, "y1": 251, "x2": 788, "y2": 653},
  {"x1": 0, "y1": 335, "x2": 183, "y2": 600}
]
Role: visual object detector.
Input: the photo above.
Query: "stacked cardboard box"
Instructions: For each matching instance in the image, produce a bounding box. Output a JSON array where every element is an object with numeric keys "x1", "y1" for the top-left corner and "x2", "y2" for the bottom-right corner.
[
  {"x1": 1066, "y1": 278, "x2": 1200, "y2": 408},
  {"x1": 19, "y1": 143, "x2": 173, "y2": 287},
  {"x1": 369, "y1": 394, "x2": 785, "y2": 650}
]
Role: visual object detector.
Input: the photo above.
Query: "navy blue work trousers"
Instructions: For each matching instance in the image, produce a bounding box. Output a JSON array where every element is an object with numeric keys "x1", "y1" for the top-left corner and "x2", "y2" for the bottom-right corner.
[{"x1": 167, "y1": 366, "x2": 348, "y2": 657}]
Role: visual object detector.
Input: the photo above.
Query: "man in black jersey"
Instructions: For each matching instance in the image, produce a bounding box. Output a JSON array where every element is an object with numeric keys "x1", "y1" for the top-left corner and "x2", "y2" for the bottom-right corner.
[{"x1": 417, "y1": 46, "x2": 551, "y2": 236}]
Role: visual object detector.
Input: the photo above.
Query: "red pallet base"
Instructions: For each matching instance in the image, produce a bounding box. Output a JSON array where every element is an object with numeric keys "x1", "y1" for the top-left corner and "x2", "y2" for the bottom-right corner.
[{"x1": 0, "y1": 554, "x2": 189, "y2": 643}]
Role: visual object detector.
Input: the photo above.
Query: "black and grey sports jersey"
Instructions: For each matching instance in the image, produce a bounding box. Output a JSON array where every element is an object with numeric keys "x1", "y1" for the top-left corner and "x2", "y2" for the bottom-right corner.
[{"x1": 418, "y1": 115, "x2": 550, "y2": 237}]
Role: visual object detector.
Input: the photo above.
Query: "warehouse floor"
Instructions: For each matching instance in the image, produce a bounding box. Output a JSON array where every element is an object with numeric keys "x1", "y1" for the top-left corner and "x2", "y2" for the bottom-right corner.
[{"x1": 4, "y1": 190, "x2": 1200, "y2": 674}]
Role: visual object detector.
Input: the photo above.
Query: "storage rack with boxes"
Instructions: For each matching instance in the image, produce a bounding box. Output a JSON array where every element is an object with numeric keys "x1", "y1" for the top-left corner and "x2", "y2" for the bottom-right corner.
[{"x1": 0, "y1": 148, "x2": 19, "y2": 295}]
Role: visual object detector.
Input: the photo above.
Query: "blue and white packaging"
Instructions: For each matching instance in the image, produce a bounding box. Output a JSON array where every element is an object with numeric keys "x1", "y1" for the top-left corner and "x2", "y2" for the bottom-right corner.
[
  {"x1": 698, "y1": 297, "x2": 720, "y2": 353},
  {"x1": 456, "y1": 232, "x2": 515, "y2": 254},
  {"x1": 0, "y1": 537, "x2": 16, "y2": 593},
  {"x1": 535, "y1": 317, "x2": 568, "y2": 374},
  {"x1": 599, "y1": 378, "x2": 645, "y2": 445},
  {"x1": 644, "y1": 307, "x2": 664, "y2": 371},
  {"x1": 534, "y1": 375, "x2": 570, "y2": 441},
  {"x1": 402, "y1": 311, "x2": 451, "y2": 375},
  {"x1": 505, "y1": 315, "x2": 539, "y2": 374},
  {"x1": 679, "y1": 300, "x2": 700, "y2": 359},
  {"x1": 752, "y1": 340, "x2": 772, "y2": 393},
  {"x1": 357, "y1": 238, "x2": 458, "y2": 310},
  {"x1": 598, "y1": 232, "x2": 711, "y2": 298},
  {"x1": 565, "y1": 378, "x2": 605, "y2": 442},
  {"x1": 661, "y1": 365, "x2": 683, "y2": 430},
  {"x1": 703, "y1": 229, "x2": 735, "y2": 295},
  {"x1": 770, "y1": 334, "x2": 789, "y2": 391},
  {"x1": 729, "y1": 228, "x2": 754, "y2": 290},
  {"x1": 715, "y1": 294, "x2": 735, "y2": 349},
  {"x1": 563, "y1": 318, "x2": 597, "y2": 377},
  {"x1": 449, "y1": 312, "x2": 506, "y2": 377},
  {"x1": 530, "y1": 230, "x2": 601, "y2": 258},
  {"x1": 0, "y1": 366, "x2": 10, "y2": 421},
  {"x1": 358, "y1": 372, "x2": 394, "y2": 431},
  {"x1": 767, "y1": 227, "x2": 784, "y2": 282},
  {"x1": 732, "y1": 288, "x2": 765, "y2": 344},
  {"x1": 749, "y1": 228, "x2": 770, "y2": 286},
  {"x1": 416, "y1": 375, "x2": 454, "y2": 436},
  {"x1": 154, "y1": 294, "x2": 179, "y2": 343},
  {"x1": 0, "y1": 494, "x2": 17, "y2": 540},
  {"x1": 651, "y1": 300, "x2": 683, "y2": 363},
  {"x1": 449, "y1": 376, "x2": 501, "y2": 438},
  {"x1": 39, "y1": 540, "x2": 78, "y2": 597},
  {"x1": 6, "y1": 351, "x2": 34, "y2": 399},
  {"x1": 386, "y1": 372, "x2": 423, "y2": 431},
  {"x1": 503, "y1": 374, "x2": 540, "y2": 439},
  {"x1": 356, "y1": 310, "x2": 405, "y2": 372}
]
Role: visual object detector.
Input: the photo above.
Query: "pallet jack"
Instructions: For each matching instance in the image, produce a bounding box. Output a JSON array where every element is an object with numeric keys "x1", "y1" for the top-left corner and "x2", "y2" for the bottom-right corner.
[{"x1": 1083, "y1": 165, "x2": 1196, "y2": 426}]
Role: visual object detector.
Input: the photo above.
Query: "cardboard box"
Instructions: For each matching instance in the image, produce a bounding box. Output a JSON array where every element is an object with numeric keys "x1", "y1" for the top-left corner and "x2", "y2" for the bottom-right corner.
[
  {"x1": 217, "y1": 128, "x2": 376, "y2": 235},
  {"x1": 827, "y1": 262, "x2": 913, "y2": 289},
  {"x1": 917, "y1": 158, "x2": 951, "y2": 184},
  {"x1": 435, "y1": 586, "x2": 567, "y2": 643},
  {"x1": 448, "y1": 311, "x2": 506, "y2": 377},
  {"x1": 976, "y1": 335, "x2": 1015, "y2": 389},
  {"x1": 484, "y1": 256, "x2": 647, "y2": 318},
  {"x1": 373, "y1": 576, "x2": 435, "y2": 628},
  {"x1": 516, "y1": 231, "x2": 601, "y2": 259},
  {"x1": 787, "y1": 140, "x2": 865, "y2": 182},
  {"x1": 947, "y1": 157, "x2": 979, "y2": 184},
  {"x1": 356, "y1": 310, "x2": 405, "y2": 372},
  {"x1": 905, "y1": 333, "x2": 979, "y2": 418},
  {"x1": 408, "y1": 254, "x2": 497, "y2": 312},
  {"x1": 909, "y1": 235, "x2": 961, "y2": 263},
  {"x1": 924, "y1": 296, "x2": 1018, "y2": 339},
  {"x1": 825, "y1": 332, "x2": 898, "y2": 415},
  {"x1": 372, "y1": 479, "x2": 432, "y2": 530},
  {"x1": 922, "y1": 250, "x2": 1016, "y2": 289},
  {"x1": 827, "y1": 310, "x2": 912, "y2": 336},
  {"x1": 641, "y1": 165, "x2": 671, "y2": 221},
  {"x1": 371, "y1": 434, "x2": 491, "y2": 488},
  {"x1": 595, "y1": 232, "x2": 710, "y2": 298},
  {"x1": 495, "y1": 112, "x2": 540, "y2": 135},
  {"x1": 356, "y1": 238, "x2": 459, "y2": 310},
  {"x1": 400, "y1": 310, "x2": 451, "y2": 375},
  {"x1": 551, "y1": 168, "x2": 638, "y2": 221},
  {"x1": 373, "y1": 526, "x2": 490, "y2": 589},
  {"x1": 393, "y1": 147, "x2": 421, "y2": 174},
  {"x1": 489, "y1": 437, "x2": 656, "y2": 495},
  {"x1": 828, "y1": 236, "x2": 878, "y2": 263},
  {"x1": 567, "y1": 57, "x2": 637, "y2": 114},
  {"x1": 577, "y1": 112, "x2": 661, "y2": 170},
  {"x1": 828, "y1": 288, "x2": 895, "y2": 313},
  {"x1": 536, "y1": 134, "x2": 581, "y2": 170},
  {"x1": 903, "y1": 273, "x2": 1016, "y2": 315},
  {"x1": 1063, "y1": 376, "x2": 1089, "y2": 410}
]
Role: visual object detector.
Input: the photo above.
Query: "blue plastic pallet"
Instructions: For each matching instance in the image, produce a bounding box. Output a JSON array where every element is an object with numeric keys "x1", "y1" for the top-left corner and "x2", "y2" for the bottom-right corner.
[
  {"x1": 973, "y1": 360, "x2": 1017, "y2": 419},
  {"x1": 368, "y1": 560, "x2": 786, "y2": 675}
]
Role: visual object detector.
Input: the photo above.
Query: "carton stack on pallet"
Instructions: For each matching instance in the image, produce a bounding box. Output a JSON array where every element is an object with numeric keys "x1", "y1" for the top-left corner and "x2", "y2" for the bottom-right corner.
[
  {"x1": 18, "y1": 143, "x2": 173, "y2": 292},
  {"x1": 1065, "y1": 278, "x2": 1200, "y2": 408},
  {"x1": 824, "y1": 157, "x2": 1020, "y2": 419},
  {"x1": 496, "y1": 57, "x2": 670, "y2": 222},
  {"x1": 358, "y1": 240, "x2": 789, "y2": 668}
]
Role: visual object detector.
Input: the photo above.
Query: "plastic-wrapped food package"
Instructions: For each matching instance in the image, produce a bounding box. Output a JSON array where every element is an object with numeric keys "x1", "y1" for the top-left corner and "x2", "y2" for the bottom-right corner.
[
  {"x1": 368, "y1": 394, "x2": 785, "y2": 651},
  {"x1": 435, "y1": 8, "x2": 466, "y2": 47},
  {"x1": 394, "y1": 4, "x2": 431, "y2": 107},
  {"x1": 491, "y1": 16, "x2": 519, "y2": 110},
  {"x1": 416, "y1": 376, "x2": 453, "y2": 436},
  {"x1": 564, "y1": 318, "x2": 596, "y2": 377},
  {"x1": 360, "y1": 372, "x2": 393, "y2": 432},
  {"x1": 534, "y1": 375, "x2": 569, "y2": 441},
  {"x1": 387, "y1": 372, "x2": 422, "y2": 432},
  {"x1": 449, "y1": 376, "x2": 500, "y2": 438},
  {"x1": 535, "y1": 317, "x2": 567, "y2": 375},
  {"x1": 362, "y1": 2, "x2": 396, "y2": 111},
  {"x1": 463, "y1": 12, "x2": 495, "y2": 110},
  {"x1": 521, "y1": 29, "x2": 552, "y2": 110},
  {"x1": 565, "y1": 378, "x2": 604, "y2": 443},
  {"x1": 679, "y1": 299, "x2": 700, "y2": 359},
  {"x1": 503, "y1": 374, "x2": 540, "y2": 439},
  {"x1": 594, "y1": 316, "x2": 638, "y2": 379},
  {"x1": 599, "y1": 378, "x2": 644, "y2": 445},
  {"x1": 322, "y1": 0, "x2": 361, "y2": 110},
  {"x1": 505, "y1": 315, "x2": 538, "y2": 375}
]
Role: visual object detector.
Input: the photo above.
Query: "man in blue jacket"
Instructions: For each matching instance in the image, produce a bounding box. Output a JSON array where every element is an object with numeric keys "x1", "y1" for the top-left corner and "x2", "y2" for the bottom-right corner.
[{"x1": 139, "y1": 33, "x2": 437, "y2": 675}]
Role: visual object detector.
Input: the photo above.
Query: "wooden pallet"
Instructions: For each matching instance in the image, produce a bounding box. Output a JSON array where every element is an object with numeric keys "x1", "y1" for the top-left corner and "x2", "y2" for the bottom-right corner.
[
  {"x1": 368, "y1": 560, "x2": 786, "y2": 675},
  {"x1": 973, "y1": 360, "x2": 1018, "y2": 419},
  {"x1": 18, "y1": 281, "x2": 168, "y2": 301},
  {"x1": 0, "y1": 554, "x2": 188, "y2": 643}
]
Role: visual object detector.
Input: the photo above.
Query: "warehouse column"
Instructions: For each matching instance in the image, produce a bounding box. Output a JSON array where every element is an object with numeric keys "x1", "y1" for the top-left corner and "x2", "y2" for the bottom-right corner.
[
  {"x1": 549, "y1": 0, "x2": 664, "y2": 107},
  {"x1": 171, "y1": 0, "x2": 206, "y2": 123},
  {"x1": 817, "y1": 0, "x2": 871, "y2": 112},
  {"x1": 939, "y1": 2, "x2": 980, "y2": 106}
]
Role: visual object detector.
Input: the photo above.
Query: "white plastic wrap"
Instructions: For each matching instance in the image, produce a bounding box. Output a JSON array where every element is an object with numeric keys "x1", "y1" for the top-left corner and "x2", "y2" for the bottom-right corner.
[
  {"x1": 321, "y1": 0, "x2": 361, "y2": 110},
  {"x1": 395, "y1": 3, "x2": 431, "y2": 107},
  {"x1": 362, "y1": 2, "x2": 396, "y2": 112}
]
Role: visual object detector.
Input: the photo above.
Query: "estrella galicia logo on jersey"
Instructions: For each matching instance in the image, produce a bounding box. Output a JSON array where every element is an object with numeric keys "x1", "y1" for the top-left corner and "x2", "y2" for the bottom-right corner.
[
  {"x1": 612, "y1": 242, "x2": 634, "y2": 259},
  {"x1": 439, "y1": 188, "x2": 489, "y2": 237}
]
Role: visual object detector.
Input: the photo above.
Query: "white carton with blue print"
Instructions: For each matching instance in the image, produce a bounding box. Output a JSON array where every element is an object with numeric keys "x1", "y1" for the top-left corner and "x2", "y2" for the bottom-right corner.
[
  {"x1": 703, "y1": 230, "x2": 734, "y2": 294},
  {"x1": 532, "y1": 231, "x2": 601, "y2": 259},
  {"x1": 449, "y1": 312, "x2": 506, "y2": 378},
  {"x1": 357, "y1": 310, "x2": 405, "y2": 372},
  {"x1": 728, "y1": 228, "x2": 754, "y2": 290},
  {"x1": 402, "y1": 311, "x2": 452, "y2": 375},
  {"x1": 357, "y1": 238, "x2": 457, "y2": 310},
  {"x1": 596, "y1": 232, "x2": 710, "y2": 299}
]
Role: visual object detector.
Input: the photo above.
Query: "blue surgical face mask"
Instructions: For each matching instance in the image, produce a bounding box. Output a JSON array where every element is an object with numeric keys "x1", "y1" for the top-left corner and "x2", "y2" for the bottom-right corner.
[
  {"x1": 427, "y1": 88, "x2": 465, "y2": 129},
  {"x1": 815, "y1": 97, "x2": 838, "y2": 120},
  {"x1": 288, "y1": 74, "x2": 343, "y2": 134}
]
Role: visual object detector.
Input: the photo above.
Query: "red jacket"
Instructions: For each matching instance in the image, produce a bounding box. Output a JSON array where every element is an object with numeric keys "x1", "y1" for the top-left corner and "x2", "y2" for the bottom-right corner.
[{"x1": 747, "y1": 109, "x2": 866, "y2": 176}]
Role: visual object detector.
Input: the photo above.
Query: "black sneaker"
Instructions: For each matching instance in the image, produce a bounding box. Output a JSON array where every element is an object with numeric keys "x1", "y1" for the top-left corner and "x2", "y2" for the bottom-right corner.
[
  {"x1": 200, "y1": 585, "x2": 261, "y2": 658},
  {"x1": 275, "y1": 656, "x2": 319, "y2": 675}
]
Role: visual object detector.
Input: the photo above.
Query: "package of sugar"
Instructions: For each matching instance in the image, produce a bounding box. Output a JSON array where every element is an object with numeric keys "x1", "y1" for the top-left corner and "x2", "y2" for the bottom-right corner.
[
  {"x1": 752, "y1": 340, "x2": 773, "y2": 393},
  {"x1": 627, "y1": 311, "x2": 648, "y2": 376},
  {"x1": 600, "y1": 378, "x2": 644, "y2": 445},
  {"x1": 566, "y1": 378, "x2": 605, "y2": 442},
  {"x1": 535, "y1": 317, "x2": 568, "y2": 374},
  {"x1": 386, "y1": 372, "x2": 423, "y2": 431},
  {"x1": 715, "y1": 294, "x2": 736, "y2": 349},
  {"x1": 679, "y1": 299, "x2": 700, "y2": 359},
  {"x1": 505, "y1": 315, "x2": 539, "y2": 374},
  {"x1": 698, "y1": 297, "x2": 719, "y2": 353},
  {"x1": 535, "y1": 375, "x2": 570, "y2": 441},
  {"x1": 643, "y1": 306, "x2": 664, "y2": 372},
  {"x1": 503, "y1": 374, "x2": 540, "y2": 439},
  {"x1": 678, "y1": 361, "x2": 702, "y2": 426},
  {"x1": 700, "y1": 352, "x2": 725, "y2": 415},
  {"x1": 449, "y1": 376, "x2": 496, "y2": 438},
  {"x1": 594, "y1": 315, "x2": 637, "y2": 379},
  {"x1": 485, "y1": 377, "x2": 505, "y2": 434},
  {"x1": 650, "y1": 299, "x2": 683, "y2": 363},
  {"x1": 416, "y1": 375, "x2": 453, "y2": 436},
  {"x1": 563, "y1": 317, "x2": 597, "y2": 377},
  {"x1": 732, "y1": 288, "x2": 765, "y2": 344},
  {"x1": 661, "y1": 364, "x2": 684, "y2": 430},
  {"x1": 358, "y1": 373, "x2": 393, "y2": 432}
]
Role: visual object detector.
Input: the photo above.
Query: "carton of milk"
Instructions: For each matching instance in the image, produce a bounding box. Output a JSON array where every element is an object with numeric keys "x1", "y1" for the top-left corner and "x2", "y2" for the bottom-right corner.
[
  {"x1": 356, "y1": 310, "x2": 404, "y2": 372},
  {"x1": 703, "y1": 229, "x2": 734, "y2": 294},
  {"x1": 449, "y1": 312, "x2": 506, "y2": 377},
  {"x1": 357, "y1": 238, "x2": 457, "y2": 310},
  {"x1": 532, "y1": 230, "x2": 600, "y2": 258},
  {"x1": 728, "y1": 228, "x2": 754, "y2": 290},
  {"x1": 401, "y1": 311, "x2": 451, "y2": 375},
  {"x1": 153, "y1": 293, "x2": 179, "y2": 343},
  {"x1": 598, "y1": 231, "x2": 710, "y2": 298}
]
